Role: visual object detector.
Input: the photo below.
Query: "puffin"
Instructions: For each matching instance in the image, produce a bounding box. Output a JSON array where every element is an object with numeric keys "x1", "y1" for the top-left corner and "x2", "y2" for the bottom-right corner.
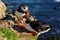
[{"x1": 14, "y1": 4, "x2": 51, "y2": 36}]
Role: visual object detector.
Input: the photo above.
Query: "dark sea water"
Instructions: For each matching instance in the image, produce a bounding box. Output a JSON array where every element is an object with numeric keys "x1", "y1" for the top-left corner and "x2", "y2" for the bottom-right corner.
[{"x1": 3, "y1": 0, "x2": 60, "y2": 39}]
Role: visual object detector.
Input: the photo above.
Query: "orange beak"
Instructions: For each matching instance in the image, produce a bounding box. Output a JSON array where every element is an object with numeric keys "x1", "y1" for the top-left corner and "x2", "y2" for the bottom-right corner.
[{"x1": 22, "y1": 11, "x2": 29, "y2": 18}]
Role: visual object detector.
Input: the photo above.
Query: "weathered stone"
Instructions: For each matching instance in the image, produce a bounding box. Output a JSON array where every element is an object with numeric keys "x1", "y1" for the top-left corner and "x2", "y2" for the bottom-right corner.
[
  {"x1": 0, "y1": 0, "x2": 6, "y2": 19},
  {"x1": 0, "y1": 20, "x2": 14, "y2": 29}
]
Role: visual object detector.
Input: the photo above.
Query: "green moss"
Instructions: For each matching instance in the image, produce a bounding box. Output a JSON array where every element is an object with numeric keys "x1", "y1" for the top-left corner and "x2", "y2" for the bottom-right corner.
[
  {"x1": 0, "y1": 27, "x2": 38, "y2": 40},
  {"x1": 0, "y1": 27, "x2": 18, "y2": 40}
]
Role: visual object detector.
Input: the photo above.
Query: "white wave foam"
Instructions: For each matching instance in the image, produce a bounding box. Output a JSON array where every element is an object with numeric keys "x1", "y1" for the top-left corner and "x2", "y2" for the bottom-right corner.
[
  {"x1": 37, "y1": 28, "x2": 51, "y2": 36},
  {"x1": 54, "y1": 0, "x2": 60, "y2": 2}
]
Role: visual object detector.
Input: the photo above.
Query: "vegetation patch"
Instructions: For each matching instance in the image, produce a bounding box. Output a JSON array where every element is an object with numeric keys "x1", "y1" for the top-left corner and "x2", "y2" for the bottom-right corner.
[
  {"x1": 0, "y1": 27, "x2": 38, "y2": 40},
  {"x1": 0, "y1": 27, "x2": 19, "y2": 40}
]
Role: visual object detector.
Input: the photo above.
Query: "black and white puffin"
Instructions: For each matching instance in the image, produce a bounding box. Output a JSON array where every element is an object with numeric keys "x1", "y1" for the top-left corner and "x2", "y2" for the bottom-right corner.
[{"x1": 15, "y1": 4, "x2": 51, "y2": 35}]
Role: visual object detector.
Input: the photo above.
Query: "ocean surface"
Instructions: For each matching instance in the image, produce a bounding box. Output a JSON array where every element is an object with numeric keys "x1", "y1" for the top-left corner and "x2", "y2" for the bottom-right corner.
[{"x1": 3, "y1": 0, "x2": 60, "y2": 39}]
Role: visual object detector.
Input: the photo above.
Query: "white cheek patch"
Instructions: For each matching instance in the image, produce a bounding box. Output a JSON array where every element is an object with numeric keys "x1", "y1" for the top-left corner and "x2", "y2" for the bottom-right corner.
[
  {"x1": 37, "y1": 28, "x2": 51, "y2": 36},
  {"x1": 29, "y1": 16, "x2": 35, "y2": 21},
  {"x1": 21, "y1": 6, "x2": 28, "y2": 11}
]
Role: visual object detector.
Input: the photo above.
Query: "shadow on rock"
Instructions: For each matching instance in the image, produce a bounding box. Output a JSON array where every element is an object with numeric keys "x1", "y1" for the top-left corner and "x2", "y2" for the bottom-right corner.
[{"x1": 12, "y1": 25, "x2": 29, "y2": 33}]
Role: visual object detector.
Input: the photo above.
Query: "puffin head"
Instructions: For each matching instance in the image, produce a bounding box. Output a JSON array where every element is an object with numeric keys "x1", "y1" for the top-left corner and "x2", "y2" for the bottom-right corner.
[
  {"x1": 17, "y1": 4, "x2": 28, "y2": 13},
  {"x1": 26, "y1": 14, "x2": 37, "y2": 23}
]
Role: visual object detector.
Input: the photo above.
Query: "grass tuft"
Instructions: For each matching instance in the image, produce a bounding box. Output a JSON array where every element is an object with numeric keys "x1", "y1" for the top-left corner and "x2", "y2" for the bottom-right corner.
[{"x1": 0, "y1": 27, "x2": 18, "y2": 40}]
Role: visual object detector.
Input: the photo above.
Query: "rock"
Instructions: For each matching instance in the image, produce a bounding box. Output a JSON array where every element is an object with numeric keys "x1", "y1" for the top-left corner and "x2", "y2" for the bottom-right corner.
[
  {"x1": 7, "y1": 20, "x2": 15, "y2": 27},
  {"x1": 0, "y1": 20, "x2": 14, "y2": 29},
  {"x1": 0, "y1": 0, "x2": 6, "y2": 19}
]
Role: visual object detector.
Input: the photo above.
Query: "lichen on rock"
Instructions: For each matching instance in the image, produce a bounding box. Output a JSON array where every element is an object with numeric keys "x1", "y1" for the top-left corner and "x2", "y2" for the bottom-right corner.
[{"x1": 0, "y1": 0, "x2": 6, "y2": 19}]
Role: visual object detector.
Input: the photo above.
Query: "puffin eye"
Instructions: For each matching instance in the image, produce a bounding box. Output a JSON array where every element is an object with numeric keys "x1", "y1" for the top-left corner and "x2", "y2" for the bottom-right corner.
[
  {"x1": 22, "y1": 6, "x2": 26, "y2": 9},
  {"x1": 24, "y1": 7, "x2": 25, "y2": 9}
]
